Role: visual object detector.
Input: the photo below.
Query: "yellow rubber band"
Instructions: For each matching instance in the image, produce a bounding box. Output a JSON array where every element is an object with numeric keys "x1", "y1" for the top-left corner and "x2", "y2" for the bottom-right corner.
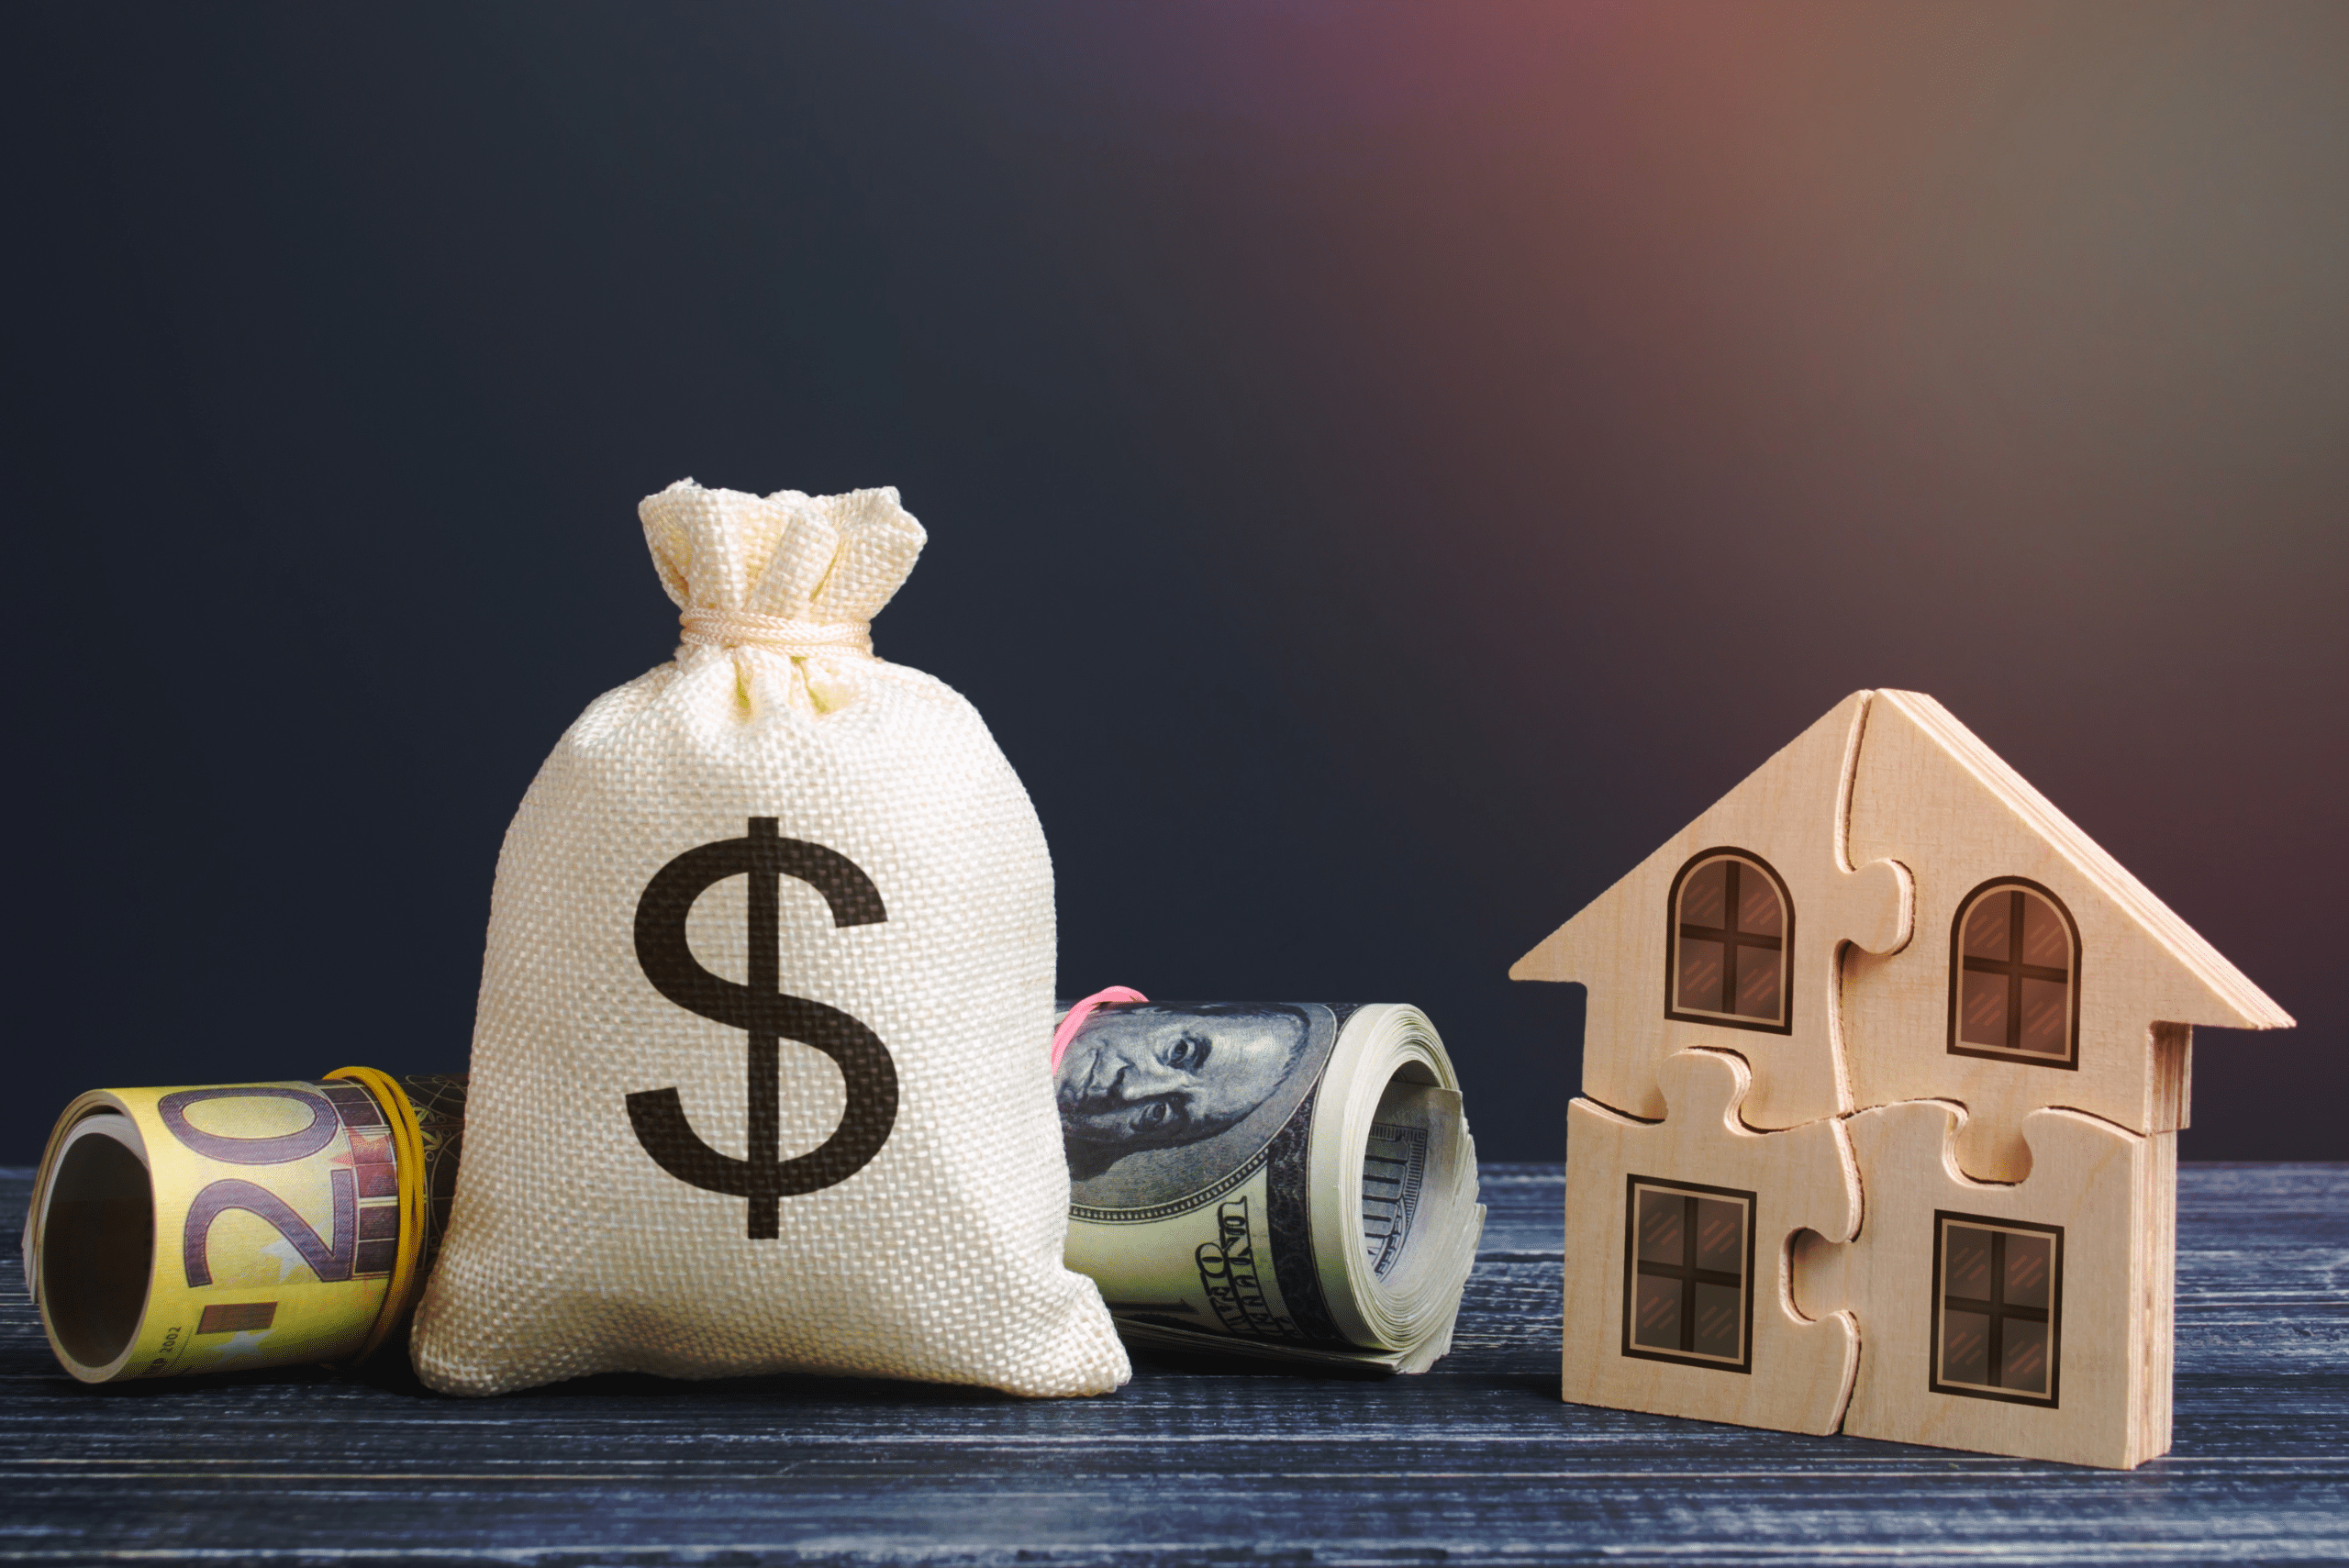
[{"x1": 324, "y1": 1065, "x2": 430, "y2": 1365}]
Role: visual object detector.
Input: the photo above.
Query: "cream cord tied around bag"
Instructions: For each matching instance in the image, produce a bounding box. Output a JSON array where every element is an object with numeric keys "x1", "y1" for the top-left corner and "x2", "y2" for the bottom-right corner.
[{"x1": 680, "y1": 607, "x2": 874, "y2": 658}]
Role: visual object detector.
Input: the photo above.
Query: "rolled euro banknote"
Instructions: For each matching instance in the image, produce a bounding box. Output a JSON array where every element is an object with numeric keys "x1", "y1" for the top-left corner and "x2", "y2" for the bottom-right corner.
[
  {"x1": 22, "y1": 1072, "x2": 466, "y2": 1382},
  {"x1": 1056, "y1": 999, "x2": 1484, "y2": 1373}
]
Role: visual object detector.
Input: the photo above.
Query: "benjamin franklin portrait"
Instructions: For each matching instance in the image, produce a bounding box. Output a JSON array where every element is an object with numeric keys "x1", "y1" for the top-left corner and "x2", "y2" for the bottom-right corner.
[{"x1": 1055, "y1": 1001, "x2": 1330, "y2": 1191}]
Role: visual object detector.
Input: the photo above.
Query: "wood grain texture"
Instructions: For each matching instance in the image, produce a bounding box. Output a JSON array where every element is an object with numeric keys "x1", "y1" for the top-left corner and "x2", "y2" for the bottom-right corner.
[
  {"x1": 3, "y1": 1163, "x2": 2343, "y2": 1565},
  {"x1": 1511, "y1": 691, "x2": 1911, "y2": 1131},
  {"x1": 1563, "y1": 1050, "x2": 1860, "y2": 1434},
  {"x1": 1843, "y1": 689, "x2": 2291, "y2": 1184}
]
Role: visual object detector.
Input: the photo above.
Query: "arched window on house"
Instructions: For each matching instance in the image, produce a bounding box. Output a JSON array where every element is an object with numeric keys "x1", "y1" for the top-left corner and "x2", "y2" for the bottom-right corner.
[
  {"x1": 1665, "y1": 851, "x2": 1793, "y2": 1034},
  {"x1": 1949, "y1": 879, "x2": 2080, "y2": 1068}
]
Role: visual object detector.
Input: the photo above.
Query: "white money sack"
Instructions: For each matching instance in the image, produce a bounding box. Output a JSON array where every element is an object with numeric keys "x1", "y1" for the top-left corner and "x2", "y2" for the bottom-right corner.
[{"x1": 412, "y1": 480, "x2": 1130, "y2": 1397}]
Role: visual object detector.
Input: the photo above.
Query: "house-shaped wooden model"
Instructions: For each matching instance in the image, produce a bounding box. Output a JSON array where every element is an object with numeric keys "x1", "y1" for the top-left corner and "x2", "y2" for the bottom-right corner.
[{"x1": 1513, "y1": 689, "x2": 2291, "y2": 1468}]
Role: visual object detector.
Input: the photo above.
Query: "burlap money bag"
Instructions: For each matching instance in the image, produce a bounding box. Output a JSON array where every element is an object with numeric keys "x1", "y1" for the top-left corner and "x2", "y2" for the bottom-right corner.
[{"x1": 411, "y1": 480, "x2": 1130, "y2": 1397}]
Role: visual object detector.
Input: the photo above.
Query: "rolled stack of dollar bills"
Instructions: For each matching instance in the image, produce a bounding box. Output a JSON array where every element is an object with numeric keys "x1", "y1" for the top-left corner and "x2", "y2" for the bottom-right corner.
[
  {"x1": 1056, "y1": 1000, "x2": 1483, "y2": 1374},
  {"x1": 24, "y1": 1000, "x2": 1478, "y2": 1382},
  {"x1": 21, "y1": 1073, "x2": 467, "y2": 1382}
]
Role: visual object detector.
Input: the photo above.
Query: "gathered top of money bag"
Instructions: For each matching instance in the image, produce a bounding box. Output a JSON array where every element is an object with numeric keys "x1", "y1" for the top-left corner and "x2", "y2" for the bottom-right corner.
[{"x1": 640, "y1": 479, "x2": 926, "y2": 716}]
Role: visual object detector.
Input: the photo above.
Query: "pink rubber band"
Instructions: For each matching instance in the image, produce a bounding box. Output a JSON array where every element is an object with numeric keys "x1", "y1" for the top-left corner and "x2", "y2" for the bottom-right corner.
[{"x1": 1050, "y1": 985, "x2": 1149, "y2": 1072}]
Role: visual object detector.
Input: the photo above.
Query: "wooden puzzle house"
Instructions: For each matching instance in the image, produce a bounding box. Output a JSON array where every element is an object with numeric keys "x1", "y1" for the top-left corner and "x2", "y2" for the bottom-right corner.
[{"x1": 1513, "y1": 689, "x2": 2291, "y2": 1468}]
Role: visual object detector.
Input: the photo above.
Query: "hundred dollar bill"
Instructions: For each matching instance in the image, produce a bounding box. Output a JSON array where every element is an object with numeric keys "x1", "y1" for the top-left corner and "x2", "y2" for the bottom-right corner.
[
  {"x1": 22, "y1": 1071, "x2": 467, "y2": 1382},
  {"x1": 1056, "y1": 1001, "x2": 1483, "y2": 1373}
]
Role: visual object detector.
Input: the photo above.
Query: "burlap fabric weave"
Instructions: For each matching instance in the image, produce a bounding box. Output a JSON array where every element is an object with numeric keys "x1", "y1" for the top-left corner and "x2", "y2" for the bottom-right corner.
[{"x1": 411, "y1": 480, "x2": 1130, "y2": 1397}]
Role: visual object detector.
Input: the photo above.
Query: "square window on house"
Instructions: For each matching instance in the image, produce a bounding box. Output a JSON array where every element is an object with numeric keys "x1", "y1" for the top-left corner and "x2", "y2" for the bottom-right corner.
[
  {"x1": 1931, "y1": 1212, "x2": 2063, "y2": 1407},
  {"x1": 1621, "y1": 1176, "x2": 1755, "y2": 1373}
]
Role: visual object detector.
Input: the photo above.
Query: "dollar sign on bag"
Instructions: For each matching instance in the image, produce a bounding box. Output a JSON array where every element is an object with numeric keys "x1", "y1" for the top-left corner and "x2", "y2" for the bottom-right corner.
[{"x1": 628, "y1": 817, "x2": 896, "y2": 1238}]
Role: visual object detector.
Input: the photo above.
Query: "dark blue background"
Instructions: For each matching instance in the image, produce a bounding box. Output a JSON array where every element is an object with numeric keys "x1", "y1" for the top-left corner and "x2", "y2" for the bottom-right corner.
[{"x1": 6, "y1": 3, "x2": 2342, "y2": 1163}]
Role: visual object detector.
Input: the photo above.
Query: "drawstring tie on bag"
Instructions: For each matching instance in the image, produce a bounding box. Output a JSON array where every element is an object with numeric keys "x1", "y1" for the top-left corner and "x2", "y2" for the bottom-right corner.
[{"x1": 679, "y1": 607, "x2": 874, "y2": 659}]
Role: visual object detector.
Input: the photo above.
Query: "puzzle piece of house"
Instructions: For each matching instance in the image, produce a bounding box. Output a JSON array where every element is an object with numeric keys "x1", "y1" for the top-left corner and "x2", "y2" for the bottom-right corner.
[
  {"x1": 1563, "y1": 1047, "x2": 1859, "y2": 1436},
  {"x1": 1515, "y1": 689, "x2": 2290, "y2": 1468}
]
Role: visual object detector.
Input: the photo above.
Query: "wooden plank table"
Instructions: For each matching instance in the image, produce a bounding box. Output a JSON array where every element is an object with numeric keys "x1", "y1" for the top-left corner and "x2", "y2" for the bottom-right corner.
[{"x1": 4, "y1": 1163, "x2": 2343, "y2": 1565}]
